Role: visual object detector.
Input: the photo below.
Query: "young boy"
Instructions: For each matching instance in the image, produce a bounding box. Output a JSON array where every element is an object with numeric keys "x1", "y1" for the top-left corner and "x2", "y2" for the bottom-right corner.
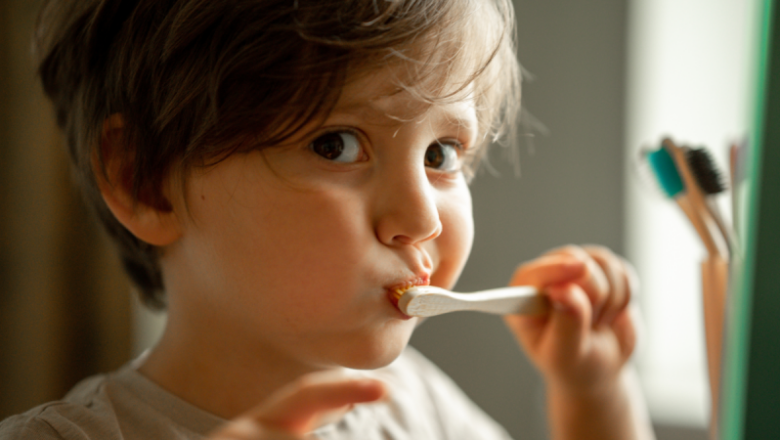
[{"x1": 2, "y1": 0, "x2": 655, "y2": 439}]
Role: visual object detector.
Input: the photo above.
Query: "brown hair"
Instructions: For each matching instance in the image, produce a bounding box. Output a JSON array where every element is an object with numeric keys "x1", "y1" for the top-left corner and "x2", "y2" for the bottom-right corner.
[{"x1": 35, "y1": 0, "x2": 521, "y2": 310}]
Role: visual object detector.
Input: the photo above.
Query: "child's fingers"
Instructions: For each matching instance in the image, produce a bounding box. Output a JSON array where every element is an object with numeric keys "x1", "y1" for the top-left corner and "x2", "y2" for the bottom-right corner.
[
  {"x1": 504, "y1": 282, "x2": 591, "y2": 369},
  {"x1": 248, "y1": 373, "x2": 386, "y2": 435},
  {"x1": 623, "y1": 255, "x2": 641, "y2": 298},
  {"x1": 509, "y1": 253, "x2": 586, "y2": 288},
  {"x1": 209, "y1": 372, "x2": 387, "y2": 439},
  {"x1": 209, "y1": 418, "x2": 300, "y2": 440},
  {"x1": 544, "y1": 283, "x2": 591, "y2": 360},
  {"x1": 543, "y1": 246, "x2": 610, "y2": 323},
  {"x1": 581, "y1": 245, "x2": 631, "y2": 327}
]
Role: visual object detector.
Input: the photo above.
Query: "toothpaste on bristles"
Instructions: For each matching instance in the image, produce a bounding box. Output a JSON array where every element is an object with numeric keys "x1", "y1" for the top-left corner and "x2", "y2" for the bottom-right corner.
[{"x1": 390, "y1": 286, "x2": 411, "y2": 306}]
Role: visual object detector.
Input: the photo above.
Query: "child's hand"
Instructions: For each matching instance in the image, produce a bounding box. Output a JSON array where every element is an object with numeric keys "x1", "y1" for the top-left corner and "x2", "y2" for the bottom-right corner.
[
  {"x1": 208, "y1": 372, "x2": 386, "y2": 440},
  {"x1": 503, "y1": 245, "x2": 639, "y2": 393}
]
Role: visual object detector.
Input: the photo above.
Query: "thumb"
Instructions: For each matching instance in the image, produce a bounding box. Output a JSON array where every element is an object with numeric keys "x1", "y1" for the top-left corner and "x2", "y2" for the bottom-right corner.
[
  {"x1": 249, "y1": 373, "x2": 387, "y2": 435},
  {"x1": 543, "y1": 283, "x2": 591, "y2": 358}
]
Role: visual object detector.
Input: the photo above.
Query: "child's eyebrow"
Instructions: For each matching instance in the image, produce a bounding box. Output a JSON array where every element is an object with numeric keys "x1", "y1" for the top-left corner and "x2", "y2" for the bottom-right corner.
[{"x1": 330, "y1": 98, "x2": 478, "y2": 140}]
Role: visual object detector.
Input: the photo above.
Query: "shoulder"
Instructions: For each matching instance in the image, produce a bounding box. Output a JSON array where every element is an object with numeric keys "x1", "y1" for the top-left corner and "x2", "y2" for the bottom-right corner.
[
  {"x1": 0, "y1": 398, "x2": 104, "y2": 440},
  {"x1": 3, "y1": 363, "x2": 225, "y2": 440},
  {"x1": 0, "y1": 409, "x2": 67, "y2": 440},
  {"x1": 0, "y1": 373, "x2": 124, "y2": 440}
]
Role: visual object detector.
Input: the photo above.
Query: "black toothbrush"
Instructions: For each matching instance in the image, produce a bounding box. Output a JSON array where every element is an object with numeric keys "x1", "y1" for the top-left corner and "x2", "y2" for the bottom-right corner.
[{"x1": 686, "y1": 147, "x2": 733, "y2": 257}]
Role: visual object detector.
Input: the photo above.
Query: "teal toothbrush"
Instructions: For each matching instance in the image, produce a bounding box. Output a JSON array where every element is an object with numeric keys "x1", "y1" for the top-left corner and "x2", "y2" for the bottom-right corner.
[{"x1": 645, "y1": 140, "x2": 726, "y2": 258}]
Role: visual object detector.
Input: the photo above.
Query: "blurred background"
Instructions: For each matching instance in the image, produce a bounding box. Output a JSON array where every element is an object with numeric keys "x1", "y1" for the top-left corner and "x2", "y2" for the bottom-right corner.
[{"x1": 0, "y1": 0, "x2": 757, "y2": 439}]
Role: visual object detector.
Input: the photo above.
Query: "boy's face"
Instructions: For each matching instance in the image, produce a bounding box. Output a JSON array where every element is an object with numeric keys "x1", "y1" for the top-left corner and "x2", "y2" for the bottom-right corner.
[{"x1": 164, "y1": 66, "x2": 476, "y2": 371}]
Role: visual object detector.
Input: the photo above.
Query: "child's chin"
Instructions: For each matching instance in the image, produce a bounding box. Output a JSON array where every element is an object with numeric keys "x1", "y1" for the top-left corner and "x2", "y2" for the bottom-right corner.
[
  {"x1": 343, "y1": 350, "x2": 404, "y2": 370},
  {"x1": 337, "y1": 335, "x2": 411, "y2": 370}
]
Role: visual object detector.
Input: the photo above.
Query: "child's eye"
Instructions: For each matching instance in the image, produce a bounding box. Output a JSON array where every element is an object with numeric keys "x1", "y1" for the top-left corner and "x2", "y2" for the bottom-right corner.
[
  {"x1": 424, "y1": 141, "x2": 461, "y2": 172},
  {"x1": 309, "y1": 131, "x2": 362, "y2": 163}
]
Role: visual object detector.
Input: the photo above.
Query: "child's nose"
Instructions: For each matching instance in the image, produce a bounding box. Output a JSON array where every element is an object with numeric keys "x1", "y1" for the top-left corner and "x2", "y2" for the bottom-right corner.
[{"x1": 374, "y1": 165, "x2": 442, "y2": 246}]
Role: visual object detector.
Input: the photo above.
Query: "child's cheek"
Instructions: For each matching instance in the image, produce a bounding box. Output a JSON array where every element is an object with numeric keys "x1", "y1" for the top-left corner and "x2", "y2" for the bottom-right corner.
[{"x1": 430, "y1": 183, "x2": 474, "y2": 289}]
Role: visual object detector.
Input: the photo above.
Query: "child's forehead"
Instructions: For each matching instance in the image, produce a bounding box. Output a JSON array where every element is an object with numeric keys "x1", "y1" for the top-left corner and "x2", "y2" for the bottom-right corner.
[{"x1": 333, "y1": 66, "x2": 477, "y2": 130}]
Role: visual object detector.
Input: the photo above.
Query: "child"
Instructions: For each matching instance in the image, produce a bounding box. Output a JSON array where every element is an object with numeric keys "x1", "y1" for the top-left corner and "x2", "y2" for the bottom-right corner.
[{"x1": 2, "y1": 0, "x2": 655, "y2": 439}]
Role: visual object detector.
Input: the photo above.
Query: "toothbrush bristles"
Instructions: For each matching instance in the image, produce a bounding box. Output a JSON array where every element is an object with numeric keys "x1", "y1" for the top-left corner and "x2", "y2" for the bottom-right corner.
[
  {"x1": 687, "y1": 147, "x2": 726, "y2": 194},
  {"x1": 390, "y1": 287, "x2": 409, "y2": 306}
]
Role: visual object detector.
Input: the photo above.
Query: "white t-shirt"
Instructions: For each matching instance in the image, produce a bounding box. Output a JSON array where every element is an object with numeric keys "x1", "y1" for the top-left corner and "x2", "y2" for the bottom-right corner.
[{"x1": 0, "y1": 346, "x2": 514, "y2": 440}]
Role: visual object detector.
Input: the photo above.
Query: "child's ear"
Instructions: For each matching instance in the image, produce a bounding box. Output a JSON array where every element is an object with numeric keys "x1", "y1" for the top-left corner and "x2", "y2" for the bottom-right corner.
[{"x1": 94, "y1": 114, "x2": 182, "y2": 247}]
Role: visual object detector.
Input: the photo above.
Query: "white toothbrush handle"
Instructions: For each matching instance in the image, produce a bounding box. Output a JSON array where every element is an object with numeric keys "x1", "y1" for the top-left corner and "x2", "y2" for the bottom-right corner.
[{"x1": 399, "y1": 286, "x2": 549, "y2": 317}]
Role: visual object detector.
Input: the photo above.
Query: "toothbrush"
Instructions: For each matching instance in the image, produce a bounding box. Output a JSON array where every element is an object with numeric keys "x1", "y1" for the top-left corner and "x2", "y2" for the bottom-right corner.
[
  {"x1": 645, "y1": 137, "x2": 729, "y2": 437},
  {"x1": 390, "y1": 285, "x2": 549, "y2": 318},
  {"x1": 645, "y1": 140, "x2": 728, "y2": 258},
  {"x1": 686, "y1": 147, "x2": 733, "y2": 256},
  {"x1": 679, "y1": 144, "x2": 732, "y2": 439}
]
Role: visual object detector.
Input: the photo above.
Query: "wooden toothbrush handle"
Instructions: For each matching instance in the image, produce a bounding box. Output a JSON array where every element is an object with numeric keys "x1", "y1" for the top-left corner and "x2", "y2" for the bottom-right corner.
[{"x1": 701, "y1": 255, "x2": 728, "y2": 439}]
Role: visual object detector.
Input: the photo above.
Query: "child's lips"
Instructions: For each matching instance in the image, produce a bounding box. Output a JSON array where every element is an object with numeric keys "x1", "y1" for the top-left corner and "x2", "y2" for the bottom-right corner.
[
  {"x1": 386, "y1": 290, "x2": 413, "y2": 320},
  {"x1": 385, "y1": 276, "x2": 430, "y2": 319}
]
